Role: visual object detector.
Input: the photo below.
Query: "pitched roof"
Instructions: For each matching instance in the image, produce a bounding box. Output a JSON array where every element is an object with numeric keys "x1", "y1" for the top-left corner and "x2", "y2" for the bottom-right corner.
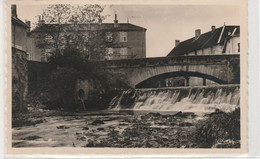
[
  {"x1": 31, "y1": 23, "x2": 146, "y2": 32},
  {"x1": 167, "y1": 25, "x2": 240, "y2": 56}
]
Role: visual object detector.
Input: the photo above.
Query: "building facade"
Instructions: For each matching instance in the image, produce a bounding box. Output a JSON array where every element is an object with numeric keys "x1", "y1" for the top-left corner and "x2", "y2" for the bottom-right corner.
[
  {"x1": 11, "y1": 5, "x2": 30, "y2": 111},
  {"x1": 167, "y1": 25, "x2": 240, "y2": 56},
  {"x1": 28, "y1": 14, "x2": 146, "y2": 62},
  {"x1": 166, "y1": 25, "x2": 240, "y2": 87}
]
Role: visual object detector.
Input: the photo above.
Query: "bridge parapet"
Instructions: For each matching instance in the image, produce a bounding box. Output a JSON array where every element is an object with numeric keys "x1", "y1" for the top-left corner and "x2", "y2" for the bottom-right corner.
[
  {"x1": 90, "y1": 54, "x2": 240, "y2": 68},
  {"x1": 89, "y1": 54, "x2": 240, "y2": 88}
]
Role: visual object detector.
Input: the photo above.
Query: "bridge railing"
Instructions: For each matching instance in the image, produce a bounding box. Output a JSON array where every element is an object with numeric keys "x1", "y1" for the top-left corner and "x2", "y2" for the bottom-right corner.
[{"x1": 90, "y1": 54, "x2": 240, "y2": 68}]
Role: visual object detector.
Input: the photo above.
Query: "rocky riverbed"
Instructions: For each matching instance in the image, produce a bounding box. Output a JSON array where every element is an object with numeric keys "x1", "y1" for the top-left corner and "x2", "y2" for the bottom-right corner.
[{"x1": 12, "y1": 107, "x2": 240, "y2": 148}]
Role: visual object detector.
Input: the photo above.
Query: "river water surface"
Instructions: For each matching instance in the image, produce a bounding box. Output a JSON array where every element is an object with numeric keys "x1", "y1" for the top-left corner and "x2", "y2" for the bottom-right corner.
[{"x1": 13, "y1": 85, "x2": 240, "y2": 148}]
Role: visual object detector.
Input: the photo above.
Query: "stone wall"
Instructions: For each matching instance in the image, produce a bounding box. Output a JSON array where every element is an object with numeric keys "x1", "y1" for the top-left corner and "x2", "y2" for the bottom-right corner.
[
  {"x1": 27, "y1": 61, "x2": 53, "y2": 93},
  {"x1": 12, "y1": 48, "x2": 28, "y2": 111},
  {"x1": 75, "y1": 79, "x2": 96, "y2": 101},
  {"x1": 75, "y1": 75, "x2": 126, "y2": 110}
]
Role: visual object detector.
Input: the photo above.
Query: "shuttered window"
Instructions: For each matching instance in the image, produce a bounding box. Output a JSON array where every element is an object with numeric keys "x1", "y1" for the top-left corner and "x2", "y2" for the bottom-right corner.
[
  {"x1": 120, "y1": 48, "x2": 127, "y2": 56},
  {"x1": 120, "y1": 32, "x2": 127, "y2": 42},
  {"x1": 106, "y1": 32, "x2": 113, "y2": 42},
  {"x1": 107, "y1": 48, "x2": 114, "y2": 55}
]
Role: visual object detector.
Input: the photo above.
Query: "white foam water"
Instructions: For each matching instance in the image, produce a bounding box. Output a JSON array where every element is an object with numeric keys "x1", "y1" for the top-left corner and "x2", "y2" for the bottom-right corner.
[{"x1": 109, "y1": 85, "x2": 240, "y2": 113}]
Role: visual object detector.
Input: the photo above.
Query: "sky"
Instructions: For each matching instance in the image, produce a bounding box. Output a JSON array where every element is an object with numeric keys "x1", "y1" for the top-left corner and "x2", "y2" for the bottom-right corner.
[{"x1": 17, "y1": 4, "x2": 241, "y2": 57}]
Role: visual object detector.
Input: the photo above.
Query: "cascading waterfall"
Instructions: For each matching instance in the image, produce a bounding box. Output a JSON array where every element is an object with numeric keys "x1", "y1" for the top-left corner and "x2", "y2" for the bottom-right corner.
[{"x1": 109, "y1": 85, "x2": 240, "y2": 113}]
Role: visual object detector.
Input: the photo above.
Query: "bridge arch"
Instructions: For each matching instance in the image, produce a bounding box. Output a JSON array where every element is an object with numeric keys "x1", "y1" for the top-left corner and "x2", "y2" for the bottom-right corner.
[
  {"x1": 93, "y1": 55, "x2": 240, "y2": 88},
  {"x1": 135, "y1": 71, "x2": 228, "y2": 88}
]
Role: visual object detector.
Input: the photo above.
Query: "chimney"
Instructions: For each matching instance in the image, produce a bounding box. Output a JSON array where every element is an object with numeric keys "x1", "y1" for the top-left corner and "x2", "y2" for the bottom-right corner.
[
  {"x1": 41, "y1": 15, "x2": 45, "y2": 23},
  {"x1": 26, "y1": 21, "x2": 31, "y2": 31},
  {"x1": 11, "y1": 5, "x2": 17, "y2": 18},
  {"x1": 38, "y1": 15, "x2": 45, "y2": 25},
  {"x1": 38, "y1": 15, "x2": 42, "y2": 24},
  {"x1": 175, "y1": 40, "x2": 180, "y2": 47},
  {"x1": 195, "y1": 29, "x2": 201, "y2": 40},
  {"x1": 98, "y1": 16, "x2": 102, "y2": 25},
  {"x1": 211, "y1": 25, "x2": 216, "y2": 33},
  {"x1": 114, "y1": 14, "x2": 118, "y2": 28}
]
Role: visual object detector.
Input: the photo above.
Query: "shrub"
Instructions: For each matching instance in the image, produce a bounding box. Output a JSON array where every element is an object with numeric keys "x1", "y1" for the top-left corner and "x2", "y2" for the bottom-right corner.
[
  {"x1": 49, "y1": 47, "x2": 93, "y2": 72},
  {"x1": 40, "y1": 67, "x2": 81, "y2": 110},
  {"x1": 190, "y1": 108, "x2": 240, "y2": 148},
  {"x1": 33, "y1": 47, "x2": 130, "y2": 110}
]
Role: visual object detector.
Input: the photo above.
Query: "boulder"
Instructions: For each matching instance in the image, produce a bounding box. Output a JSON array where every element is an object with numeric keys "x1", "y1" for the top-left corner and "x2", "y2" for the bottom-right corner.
[{"x1": 91, "y1": 119, "x2": 104, "y2": 125}]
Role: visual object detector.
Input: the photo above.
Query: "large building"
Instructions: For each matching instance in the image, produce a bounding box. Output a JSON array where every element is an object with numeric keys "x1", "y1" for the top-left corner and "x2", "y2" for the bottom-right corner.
[
  {"x1": 167, "y1": 25, "x2": 240, "y2": 56},
  {"x1": 29, "y1": 14, "x2": 146, "y2": 61},
  {"x1": 11, "y1": 5, "x2": 30, "y2": 111}
]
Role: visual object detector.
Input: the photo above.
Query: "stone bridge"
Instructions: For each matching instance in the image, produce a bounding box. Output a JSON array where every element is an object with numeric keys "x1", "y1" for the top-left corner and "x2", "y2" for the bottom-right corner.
[{"x1": 90, "y1": 54, "x2": 240, "y2": 88}]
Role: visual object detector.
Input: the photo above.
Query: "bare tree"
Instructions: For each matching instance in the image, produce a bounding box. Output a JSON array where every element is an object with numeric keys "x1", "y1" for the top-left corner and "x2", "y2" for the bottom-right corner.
[{"x1": 34, "y1": 4, "x2": 111, "y2": 62}]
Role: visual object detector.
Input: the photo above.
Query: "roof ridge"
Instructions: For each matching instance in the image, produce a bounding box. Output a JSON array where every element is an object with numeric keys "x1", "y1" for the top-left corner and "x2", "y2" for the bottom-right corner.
[
  {"x1": 175, "y1": 26, "x2": 220, "y2": 44},
  {"x1": 31, "y1": 22, "x2": 146, "y2": 32}
]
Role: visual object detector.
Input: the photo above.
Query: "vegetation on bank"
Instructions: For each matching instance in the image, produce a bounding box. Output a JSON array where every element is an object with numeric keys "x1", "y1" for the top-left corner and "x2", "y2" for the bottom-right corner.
[
  {"x1": 81, "y1": 108, "x2": 240, "y2": 148},
  {"x1": 25, "y1": 4, "x2": 130, "y2": 111},
  {"x1": 28, "y1": 47, "x2": 129, "y2": 111},
  {"x1": 189, "y1": 108, "x2": 240, "y2": 148}
]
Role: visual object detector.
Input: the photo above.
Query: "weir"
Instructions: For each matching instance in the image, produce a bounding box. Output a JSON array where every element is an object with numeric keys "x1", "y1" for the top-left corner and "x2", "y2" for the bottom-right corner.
[{"x1": 109, "y1": 85, "x2": 240, "y2": 113}]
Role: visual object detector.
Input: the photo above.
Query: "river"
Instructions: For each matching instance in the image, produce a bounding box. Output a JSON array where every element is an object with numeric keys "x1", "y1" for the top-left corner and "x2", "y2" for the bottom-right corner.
[{"x1": 12, "y1": 85, "x2": 240, "y2": 148}]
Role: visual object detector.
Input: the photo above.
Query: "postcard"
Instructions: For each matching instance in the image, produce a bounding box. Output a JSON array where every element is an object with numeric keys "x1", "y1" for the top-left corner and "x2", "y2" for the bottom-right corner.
[{"x1": 6, "y1": 0, "x2": 248, "y2": 155}]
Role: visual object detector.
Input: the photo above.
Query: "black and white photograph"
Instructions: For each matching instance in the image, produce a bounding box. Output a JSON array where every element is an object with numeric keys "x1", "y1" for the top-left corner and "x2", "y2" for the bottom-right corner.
[{"x1": 7, "y1": 0, "x2": 248, "y2": 155}]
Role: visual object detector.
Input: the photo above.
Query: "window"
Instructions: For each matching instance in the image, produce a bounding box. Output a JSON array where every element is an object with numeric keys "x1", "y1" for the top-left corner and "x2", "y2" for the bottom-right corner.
[
  {"x1": 120, "y1": 48, "x2": 127, "y2": 56},
  {"x1": 41, "y1": 52, "x2": 47, "y2": 62},
  {"x1": 120, "y1": 32, "x2": 127, "y2": 42},
  {"x1": 45, "y1": 48, "x2": 52, "y2": 53},
  {"x1": 28, "y1": 53, "x2": 32, "y2": 60},
  {"x1": 41, "y1": 56, "x2": 46, "y2": 62},
  {"x1": 45, "y1": 35, "x2": 52, "y2": 40},
  {"x1": 210, "y1": 47, "x2": 213, "y2": 54},
  {"x1": 106, "y1": 32, "x2": 113, "y2": 42},
  {"x1": 26, "y1": 53, "x2": 31, "y2": 60},
  {"x1": 107, "y1": 48, "x2": 114, "y2": 55},
  {"x1": 84, "y1": 34, "x2": 89, "y2": 42},
  {"x1": 238, "y1": 43, "x2": 240, "y2": 52}
]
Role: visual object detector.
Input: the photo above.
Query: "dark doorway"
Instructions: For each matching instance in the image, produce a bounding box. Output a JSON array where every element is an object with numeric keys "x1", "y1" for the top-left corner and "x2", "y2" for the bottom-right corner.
[{"x1": 78, "y1": 89, "x2": 85, "y2": 99}]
